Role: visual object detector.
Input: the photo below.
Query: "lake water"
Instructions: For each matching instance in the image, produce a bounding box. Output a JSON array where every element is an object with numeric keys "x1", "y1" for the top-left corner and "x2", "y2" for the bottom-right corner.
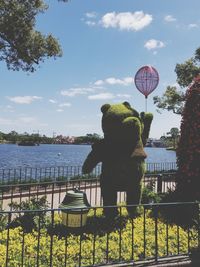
[{"x1": 0, "y1": 144, "x2": 176, "y2": 169}]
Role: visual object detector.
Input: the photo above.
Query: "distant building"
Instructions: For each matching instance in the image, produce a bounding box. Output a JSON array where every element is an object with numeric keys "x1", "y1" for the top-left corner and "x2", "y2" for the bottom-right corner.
[
  {"x1": 145, "y1": 138, "x2": 166, "y2": 148},
  {"x1": 54, "y1": 135, "x2": 76, "y2": 144}
]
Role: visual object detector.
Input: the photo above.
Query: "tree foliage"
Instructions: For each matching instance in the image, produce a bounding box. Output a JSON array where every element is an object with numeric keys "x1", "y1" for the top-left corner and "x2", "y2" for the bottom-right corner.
[
  {"x1": 166, "y1": 127, "x2": 180, "y2": 149},
  {"x1": 154, "y1": 86, "x2": 185, "y2": 115},
  {"x1": 0, "y1": 130, "x2": 102, "y2": 144},
  {"x1": 175, "y1": 59, "x2": 200, "y2": 88},
  {"x1": 0, "y1": 0, "x2": 67, "y2": 72},
  {"x1": 0, "y1": 130, "x2": 54, "y2": 144},
  {"x1": 74, "y1": 133, "x2": 102, "y2": 144},
  {"x1": 154, "y1": 47, "x2": 200, "y2": 114}
]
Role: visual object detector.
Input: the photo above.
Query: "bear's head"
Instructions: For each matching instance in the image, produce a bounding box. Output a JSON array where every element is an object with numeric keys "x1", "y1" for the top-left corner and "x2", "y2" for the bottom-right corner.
[
  {"x1": 101, "y1": 101, "x2": 140, "y2": 140},
  {"x1": 101, "y1": 101, "x2": 153, "y2": 156}
]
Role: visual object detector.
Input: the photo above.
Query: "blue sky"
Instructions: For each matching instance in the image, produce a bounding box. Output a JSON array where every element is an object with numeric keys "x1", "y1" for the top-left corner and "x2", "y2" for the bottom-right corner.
[{"x1": 0, "y1": 0, "x2": 200, "y2": 138}]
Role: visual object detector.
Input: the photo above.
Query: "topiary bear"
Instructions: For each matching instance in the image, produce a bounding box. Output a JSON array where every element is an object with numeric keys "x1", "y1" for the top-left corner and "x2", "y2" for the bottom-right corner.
[{"x1": 82, "y1": 102, "x2": 153, "y2": 218}]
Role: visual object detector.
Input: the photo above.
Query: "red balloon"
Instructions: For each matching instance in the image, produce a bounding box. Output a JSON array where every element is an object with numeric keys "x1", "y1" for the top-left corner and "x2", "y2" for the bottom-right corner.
[{"x1": 134, "y1": 65, "x2": 159, "y2": 98}]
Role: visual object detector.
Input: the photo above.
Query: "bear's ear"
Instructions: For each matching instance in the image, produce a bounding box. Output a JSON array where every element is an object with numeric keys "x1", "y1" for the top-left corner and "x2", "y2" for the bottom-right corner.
[
  {"x1": 101, "y1": 104, "x2": 111, "y2": 114},
  {"x1": 123, "y1": 101, "x2": 131, "y2": 108}
]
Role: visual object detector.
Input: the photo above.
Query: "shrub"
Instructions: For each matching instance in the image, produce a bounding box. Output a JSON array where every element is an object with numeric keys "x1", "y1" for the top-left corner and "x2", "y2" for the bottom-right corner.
[
  {"x1": 8, "y1": 196, "x2": 49, "y2": 232},
  {"x1": 141, "y1": 185, "x2": 162, "y2": 204}
]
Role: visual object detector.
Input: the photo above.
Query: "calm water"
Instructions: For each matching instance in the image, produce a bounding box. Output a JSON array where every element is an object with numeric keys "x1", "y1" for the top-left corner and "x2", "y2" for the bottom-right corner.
[{"x1": 0, "y1": 144, "x2": 176, "y2": 169}]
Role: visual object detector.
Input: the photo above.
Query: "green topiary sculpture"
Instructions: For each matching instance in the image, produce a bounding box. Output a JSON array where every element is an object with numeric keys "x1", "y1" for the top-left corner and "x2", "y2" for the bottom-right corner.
[{"x1": 82, "y1": 102, "x2": 153, "y2": 218}]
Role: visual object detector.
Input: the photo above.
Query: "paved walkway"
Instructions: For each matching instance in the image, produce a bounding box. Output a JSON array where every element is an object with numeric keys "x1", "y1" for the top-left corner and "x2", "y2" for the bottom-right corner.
[
  {"x1": 98, "y1": 256, "x2": 191, "y2": 266},
  {"x1": 1, "y1": 184, "x2": 127, "y2": 210},
  {"x1": 1, "y1": 176, "x2": 176, "y2": 211}
]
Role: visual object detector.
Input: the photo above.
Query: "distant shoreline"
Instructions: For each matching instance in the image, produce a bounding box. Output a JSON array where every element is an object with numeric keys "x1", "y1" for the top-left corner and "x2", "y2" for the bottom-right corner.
[
  {"x1": 0, "y1": 142, "x2": 168, "y2": 147},
  {"x1": 0, "y1": 142, "x2": 92, "y2": 145}
]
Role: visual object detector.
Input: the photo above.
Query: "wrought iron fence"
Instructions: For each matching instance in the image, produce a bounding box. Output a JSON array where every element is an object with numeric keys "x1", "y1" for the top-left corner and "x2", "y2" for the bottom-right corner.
[
  {"x1": 0, "y1": 162, "x2": 177, "y2": 185},
  {"x1": 0, "y1": 202, "x2": 198, "y2": 267},
  {"x1": 0, "y1": 173, "x2": 176, "y2": 211}
]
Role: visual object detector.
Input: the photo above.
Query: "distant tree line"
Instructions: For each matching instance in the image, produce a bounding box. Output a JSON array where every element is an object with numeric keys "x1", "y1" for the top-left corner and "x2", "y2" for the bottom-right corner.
[
  {"x1": 0, "y1": 130, "x2": 180, "y2": 148},
  {"x1": 0, "y1": 131, "x2": 102, "y2": 145},
  {"x1": 0, "y1": 131, "x2": 53, "y2": 144},
  {"x1": 73, "y1": 133, "x2": 102, "y2": 144}
]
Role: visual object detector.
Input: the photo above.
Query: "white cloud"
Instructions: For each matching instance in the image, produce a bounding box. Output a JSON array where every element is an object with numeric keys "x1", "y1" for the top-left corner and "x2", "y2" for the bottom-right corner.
[
  {"x1": 88, "y1": 93, "x2": 115, "y2": 100},
  {"x1": 188, "y1": 23, "x2": 198, "y2": 28},
  {"x1": 85, "y1": 21, "x2": 96, "y2": 26},
  {"x1": 164, "y1": 15, "x2": 176, "y2": 22},
  {"x1": 49, "y1": 99, "x2": 57, "y2": 104},
  {"x1": 94, "y1": 76, "x2": 133, "y2": 86},
  {"x1": 88, "y1": 90, "x2": 132, "y2": 100},
  {"x1": 123, "y1": 77, "x2": 133, "y2": 84},
  {"x1": 106, "y1": 77, "x2": 125, "y2": 85},
  {"x1": 85, "y1": 12, "x2": 97, "y2": 19},
  {"x1": 116, "y1": 94, "x2": 131, "y2": 98},
  {"x1": 61, "y1": 87, "x2": 95, "y2": 97},
  {"x1": 100, "y1": 11, "x2": 153, "y2": 31},
  {"x1": 94, "y1": 80, "x2": 104, "y2": 86},
  {"x1": 56, "y1": 109, "x2": 64, "y2": 112},
  {"x1": 8, "y1": 96, "x2": 42, "y2": 104},
  {"x1": 84, "y1": 12, "x2": 97, "y2": 27},
  {"x1": 58, "y1": 103, "x2": 71, "y2": 107},
  {"x1": 144, "y1": 39, "x2": 165, "y2": 50}
]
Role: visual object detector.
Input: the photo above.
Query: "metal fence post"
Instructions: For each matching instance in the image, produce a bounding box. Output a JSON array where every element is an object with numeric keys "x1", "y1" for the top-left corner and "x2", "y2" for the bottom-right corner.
[
  {"x1": 154, "y1": 205, "x2": 158, "y2": 262},
  {"x1": 157, "y1": 174, "x2": 163, "y2": 193}
]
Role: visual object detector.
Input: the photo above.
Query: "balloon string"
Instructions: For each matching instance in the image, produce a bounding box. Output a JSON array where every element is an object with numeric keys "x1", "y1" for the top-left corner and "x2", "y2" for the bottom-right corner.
[{"x1": 145, "y1": 96, "x2": 147, "y2": 112}]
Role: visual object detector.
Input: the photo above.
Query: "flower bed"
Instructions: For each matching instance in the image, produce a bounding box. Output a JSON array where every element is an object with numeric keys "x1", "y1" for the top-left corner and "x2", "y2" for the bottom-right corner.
[{"x1": 0, "y1": 207, "x2": 198, "y2": 267}]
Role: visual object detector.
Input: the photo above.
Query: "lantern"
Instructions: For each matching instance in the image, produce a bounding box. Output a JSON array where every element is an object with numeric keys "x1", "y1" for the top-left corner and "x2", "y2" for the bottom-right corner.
[{"x1": 59, "y1": 189, "x2": 90, "y2": 228}]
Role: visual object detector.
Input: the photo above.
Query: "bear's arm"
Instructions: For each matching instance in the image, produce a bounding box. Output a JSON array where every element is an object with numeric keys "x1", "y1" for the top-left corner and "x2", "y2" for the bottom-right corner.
[
  {"x1": 140, "y1": 112, "x2": 153, "y2": 146},
  {"x1": 82, "y1": 140, "x2": 103, "y2": 174},
  {"x1": 122, "y1": 117, "x2": 147, "y2": 159}
]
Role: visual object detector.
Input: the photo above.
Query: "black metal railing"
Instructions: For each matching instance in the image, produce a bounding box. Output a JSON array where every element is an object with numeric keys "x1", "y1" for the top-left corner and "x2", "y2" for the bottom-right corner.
[
  {"x1": 0, "y1": 162, "x2": 177, "y2": 185},
  {"x1": 0, "y1": 202, "x2": 198, "y2": 267},
  {"x1": 0, "y1": 173, "x2": 176, "y2": 211}
]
